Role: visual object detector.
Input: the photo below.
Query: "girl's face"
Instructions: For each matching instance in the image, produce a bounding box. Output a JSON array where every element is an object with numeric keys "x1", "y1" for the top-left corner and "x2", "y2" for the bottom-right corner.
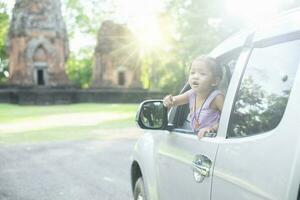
[{"x1": 188, "y1": 60, "x2": 219, "y2": 93}]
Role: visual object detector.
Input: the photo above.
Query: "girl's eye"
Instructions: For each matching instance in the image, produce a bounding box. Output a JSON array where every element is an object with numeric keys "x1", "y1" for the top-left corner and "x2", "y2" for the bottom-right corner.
[
  {"x1": 190, "y1": 71, "x2": 195, "y2": 74},
  {"x1": 200, "y1": 73, "x2": 206, "y2": 76}
]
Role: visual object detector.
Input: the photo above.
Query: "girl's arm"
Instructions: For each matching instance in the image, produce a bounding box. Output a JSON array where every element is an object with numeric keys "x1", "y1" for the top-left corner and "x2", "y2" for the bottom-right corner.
[
  {"x1": 172, "y1": 92, "x2": 189, "y2": 106},
  {"x1": 163, "y1": 90, "x2": 191, "y2": 108},
  {"x1": 212, "y1": 94, "x2": 225, "y2": 112}
]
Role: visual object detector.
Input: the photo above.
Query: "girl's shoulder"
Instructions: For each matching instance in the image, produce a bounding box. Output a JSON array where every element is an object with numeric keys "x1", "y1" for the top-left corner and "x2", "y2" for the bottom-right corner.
[
  {"x1": 184, "y1": 89, "x2": 196, "y2": 99},
  {"x1": 204, "y1": 90, "x2": 224, "y2": 108},
  {"x1": 209, "y1": 90, "x2": 225, "y2": 110},
  {"x1": 184, "y1": 89, "x2": 196, "y2": 107},
  {"x1": 211, "y1": 90, "x2": 224, "y2": 98}
]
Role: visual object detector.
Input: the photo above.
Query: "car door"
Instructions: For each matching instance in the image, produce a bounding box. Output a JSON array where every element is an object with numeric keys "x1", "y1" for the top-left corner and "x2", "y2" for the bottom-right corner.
[
  {"x1": 211, "y1": 36, "x2": 300, "y2": 200},
  {"x1": 154, "y1": 50, "x2": 242, "y2": 200},
  {"x1": 155, "y1": 113, "x2": 219, "y2": 200}
]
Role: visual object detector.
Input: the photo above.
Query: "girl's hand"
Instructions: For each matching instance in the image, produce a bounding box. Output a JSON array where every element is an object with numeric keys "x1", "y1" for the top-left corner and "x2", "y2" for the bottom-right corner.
[
  {"x1": 163, "y1": 94, "x2": 175, "y2": 108},
  {"x1": 197, "y1": 127, "x2": 216, "y2": 139}
]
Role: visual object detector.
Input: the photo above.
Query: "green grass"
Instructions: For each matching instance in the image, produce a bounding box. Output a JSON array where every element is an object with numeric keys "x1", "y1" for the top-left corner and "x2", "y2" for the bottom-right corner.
[
  {"x1": 0, "y1": 103, "x2": 139, "y2": 143},
  {"x1": 0, "y1": 103, "x2": 138, "y2": 123}
]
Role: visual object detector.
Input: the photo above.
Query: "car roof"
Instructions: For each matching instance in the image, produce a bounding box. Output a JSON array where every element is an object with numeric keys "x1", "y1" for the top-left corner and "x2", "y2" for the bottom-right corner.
[
  {"x1": 209, "y1": 29, "x2": 252, "y2": 58},
  {"x1": 254, "y1": 7, "x2": 300, "y2": 42},
  {"x1": 210, "y1": 7, "x2": 300, "y2": 57}
]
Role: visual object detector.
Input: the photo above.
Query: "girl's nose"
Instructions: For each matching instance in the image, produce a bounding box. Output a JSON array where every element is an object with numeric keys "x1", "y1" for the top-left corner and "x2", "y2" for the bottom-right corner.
[{"x1": 192, "y1": 75, "x2": 199, "y2": 79}]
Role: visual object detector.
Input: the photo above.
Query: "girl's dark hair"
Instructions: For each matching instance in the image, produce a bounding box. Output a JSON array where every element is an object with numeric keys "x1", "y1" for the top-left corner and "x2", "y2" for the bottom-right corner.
[{"x1": 192, "y1": 55, "x2": 223, "y2": 80}]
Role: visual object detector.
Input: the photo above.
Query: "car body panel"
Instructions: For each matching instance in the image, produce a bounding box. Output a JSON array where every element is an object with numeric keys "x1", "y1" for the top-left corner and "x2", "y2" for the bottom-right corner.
[
  {"x1": 253, "y1": 8, "x2": 300, "y2": 43},
  {"x1": 131, "y1": 131, "x2": 165, "y2": 200},
  {"x1": 211, "y1": 127, "x2": 300, "y2": 200},
  {"x1": 210, "y1": 29, "x2": 252, "y2": 58},
  {"x1": 278, "y1": 66, "x2": 300, "y2": 200}
]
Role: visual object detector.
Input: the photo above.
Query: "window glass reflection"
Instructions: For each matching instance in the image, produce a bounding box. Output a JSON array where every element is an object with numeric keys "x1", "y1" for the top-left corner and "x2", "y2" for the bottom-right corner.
[{"x1": 228, "y1": 40, "x2": 300, "y2": 138}]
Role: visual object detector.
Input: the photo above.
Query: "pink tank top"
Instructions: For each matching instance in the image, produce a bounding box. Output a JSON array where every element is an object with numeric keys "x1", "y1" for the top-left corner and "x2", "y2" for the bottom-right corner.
[{"x1": 187, "y1": 90, "x2": 223, "y2": 131}]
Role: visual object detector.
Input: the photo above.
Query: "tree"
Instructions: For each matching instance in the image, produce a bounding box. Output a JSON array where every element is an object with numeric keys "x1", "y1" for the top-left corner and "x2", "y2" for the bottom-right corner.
[
  {"x1": 63, "y1": 0, "x2": 114, "y2": 87},
  {"x1": 139, "y1": 0, "x2": 242, "y2": 93},
  {"x1": 66, "y1": 49, "x2": 93, "y2": 88},
  {"x1": 142, "y1": 0, "x2": 300, "y2": 93},
  {"x1": 0, "y1": 2, "x2": 9, "y2": 83}
]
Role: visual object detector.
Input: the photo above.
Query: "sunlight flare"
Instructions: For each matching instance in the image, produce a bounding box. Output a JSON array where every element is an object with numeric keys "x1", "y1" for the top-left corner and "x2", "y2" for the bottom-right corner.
[
  {"x1": 136, "y1": 19, "x2": 165, "y2": 51},
  {"x1": 113, "y1": 0, "x2": 166, "y2": 52}
]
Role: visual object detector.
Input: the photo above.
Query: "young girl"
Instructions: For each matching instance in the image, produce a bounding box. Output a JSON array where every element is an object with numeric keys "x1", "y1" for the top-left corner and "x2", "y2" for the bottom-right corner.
[{"x1": 163, "y1": 55, "x2": 224, "y2": 139}]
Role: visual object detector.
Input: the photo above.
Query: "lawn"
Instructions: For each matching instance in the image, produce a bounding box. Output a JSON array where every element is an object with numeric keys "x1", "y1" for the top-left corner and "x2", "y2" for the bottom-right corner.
[{"x1": 0, "y1": 103, "x2": 140, "y2": 143}]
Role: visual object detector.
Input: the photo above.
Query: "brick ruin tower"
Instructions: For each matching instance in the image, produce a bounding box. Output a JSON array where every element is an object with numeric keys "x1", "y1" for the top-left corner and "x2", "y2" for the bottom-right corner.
[
  {"x1": 91, "y1": 20, "x2": 142, "y2": 88},
  {"x1": 8, "y1": 0, "x2": 69, "y2": 87}
]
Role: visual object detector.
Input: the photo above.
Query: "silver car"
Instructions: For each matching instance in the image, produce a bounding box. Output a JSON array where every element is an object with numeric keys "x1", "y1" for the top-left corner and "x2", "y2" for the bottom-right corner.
[{"x1": 131, "y1": 8, "x2": 300, "y2": 200}]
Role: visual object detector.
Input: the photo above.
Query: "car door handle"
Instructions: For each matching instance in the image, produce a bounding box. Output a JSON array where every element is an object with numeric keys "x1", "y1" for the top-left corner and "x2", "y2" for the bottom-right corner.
[{"x1": 191, "y1": 154, "x2": 212, "y2": 183}]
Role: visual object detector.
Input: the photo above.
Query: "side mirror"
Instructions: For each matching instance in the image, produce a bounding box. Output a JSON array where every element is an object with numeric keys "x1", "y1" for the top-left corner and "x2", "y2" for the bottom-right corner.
[{"x1": 136, "y1": 100, "x2": 168, "y2": 130}]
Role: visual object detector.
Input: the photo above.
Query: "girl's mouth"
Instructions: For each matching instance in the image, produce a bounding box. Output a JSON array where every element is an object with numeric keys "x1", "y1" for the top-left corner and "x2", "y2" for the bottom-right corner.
[{"x1": 192, "y1": 81, "x2": 199, "y2": 86}]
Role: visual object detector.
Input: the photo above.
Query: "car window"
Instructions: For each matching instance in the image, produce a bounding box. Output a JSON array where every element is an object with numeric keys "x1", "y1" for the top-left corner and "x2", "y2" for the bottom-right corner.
[
  {"x1": 174, "y1": 50, "x2": 241, "y2": 132},
  {"x1": 227, "y1": 39, "x2": 300, "y2": 138}
]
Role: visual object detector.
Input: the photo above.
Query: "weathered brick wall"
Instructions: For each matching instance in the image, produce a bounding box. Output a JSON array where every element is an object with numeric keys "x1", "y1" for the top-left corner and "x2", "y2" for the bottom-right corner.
[
  {"x1": 92, "y1": 21, "x2": 141, "y2": 88},
  {"x1": 0, "y1": 87, "x2": 166, "y2": 105},
  {"x1": 8, "y1": 0, "x2": 69, "y2": 86}
]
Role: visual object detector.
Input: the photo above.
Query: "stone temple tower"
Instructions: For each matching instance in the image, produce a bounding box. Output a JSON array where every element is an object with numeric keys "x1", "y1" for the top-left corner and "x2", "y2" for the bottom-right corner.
[
  {"x1": 91, "y1": 20, "x2": 142, "y2": 88},
  {"x1": 8, "y1": 0, "x2": 69, "y2": 87}
]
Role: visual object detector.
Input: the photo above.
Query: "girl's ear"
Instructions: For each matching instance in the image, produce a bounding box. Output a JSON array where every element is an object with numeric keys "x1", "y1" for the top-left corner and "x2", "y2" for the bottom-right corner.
[
  {"x1": 211, "y1": 82, "x2": 218, "y2": 87},
  {"x1": 211, "y1": 77, "x2": 221, "y2": 87}
]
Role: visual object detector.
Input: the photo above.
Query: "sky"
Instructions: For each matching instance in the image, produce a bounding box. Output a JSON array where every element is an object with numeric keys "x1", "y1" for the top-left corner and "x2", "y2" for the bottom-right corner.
[
  {"x1": 2, "y1": 0, "x2": 298, "y2": 54},
  {"x1": 1, "y1": 0, "x2": 14, "y2": 13}
]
